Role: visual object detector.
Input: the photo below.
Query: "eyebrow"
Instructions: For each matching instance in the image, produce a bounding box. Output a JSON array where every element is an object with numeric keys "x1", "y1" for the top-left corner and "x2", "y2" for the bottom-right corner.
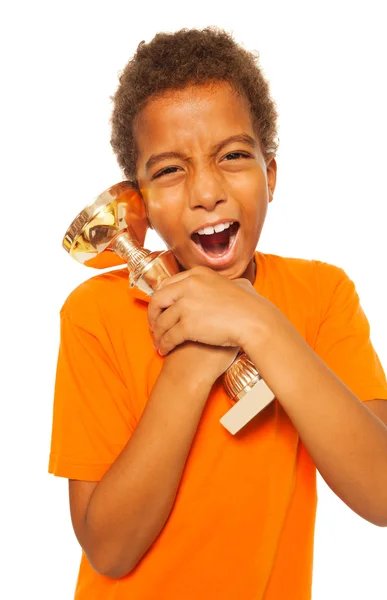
[{"x1": 144, "y1": 133, "x2": 258, "y2": 174}]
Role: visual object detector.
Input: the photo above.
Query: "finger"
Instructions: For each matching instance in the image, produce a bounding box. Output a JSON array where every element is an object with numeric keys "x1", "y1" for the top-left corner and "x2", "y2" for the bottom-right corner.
[
  {"x1": 156, "y1": 269, "x2": 192, "y2": 290},
  {"x1": 234, "y1": 278, "x2": 255, "y2": 293},
  {"x1": 148, "y1": 281, "x2": 185, "y2": 331},
  {"x1": 152, "y1": 302, "x2": 182, "y2": 348},
  {"x1": 234, "y1": 277, "x2": 252, "y2": 286},
  {"x1": 156, "y1": 264, "x2": 211, "y2": 290},
  {"x1": 158, "y1": 320, "x2": 187, "y2": 356}
]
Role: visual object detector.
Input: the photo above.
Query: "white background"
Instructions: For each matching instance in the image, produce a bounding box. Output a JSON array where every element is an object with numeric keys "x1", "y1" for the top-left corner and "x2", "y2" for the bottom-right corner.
[{"x1": 1, "y1": 1, "x2": 386, "y2": 598}]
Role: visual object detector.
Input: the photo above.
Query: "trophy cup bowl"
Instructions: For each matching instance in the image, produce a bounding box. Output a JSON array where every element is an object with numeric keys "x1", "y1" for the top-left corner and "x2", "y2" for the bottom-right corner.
[
  {"x1": 62, "y1": 181, "x2": 148, "y2": 268},
  {"x1": 62, "y1": 181, "x2": 275, "y2": 434}
]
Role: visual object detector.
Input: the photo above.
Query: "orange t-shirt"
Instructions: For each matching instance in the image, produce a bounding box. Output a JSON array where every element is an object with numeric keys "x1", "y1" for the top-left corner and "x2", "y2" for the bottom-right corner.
[{"x1": 48, "y1": 251, "x2": 387, "y2": 599}]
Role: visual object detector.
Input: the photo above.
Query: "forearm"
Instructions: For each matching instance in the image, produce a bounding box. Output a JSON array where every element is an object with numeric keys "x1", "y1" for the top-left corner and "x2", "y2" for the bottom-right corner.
[
  {"x1": 83, "y1": 370, "x2": 211, "y2": 578},
  {"x1": 244, "y1": 319, "x2": 387, "y2": 526}
]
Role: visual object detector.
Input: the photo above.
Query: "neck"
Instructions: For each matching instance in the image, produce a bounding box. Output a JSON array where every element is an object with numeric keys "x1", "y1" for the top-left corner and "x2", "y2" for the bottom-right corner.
[
  {"x1": 241, "y1": 255, "x2": 256, "y2": 285},
  {"x1": 176, "y1": 254, "x2": 257, "y2": 284}
]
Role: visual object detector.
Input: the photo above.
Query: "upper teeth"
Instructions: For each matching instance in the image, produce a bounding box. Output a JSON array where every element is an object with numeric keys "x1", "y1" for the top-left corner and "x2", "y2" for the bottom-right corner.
[{"x1": 197, "y1": 221, "x2": 234, "y2": 235}]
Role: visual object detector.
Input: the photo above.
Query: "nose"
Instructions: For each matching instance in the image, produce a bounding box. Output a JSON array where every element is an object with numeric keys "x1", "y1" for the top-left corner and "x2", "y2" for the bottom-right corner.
[{"x1": 187, "y1": 166, "x2": 227, "y2": 211}]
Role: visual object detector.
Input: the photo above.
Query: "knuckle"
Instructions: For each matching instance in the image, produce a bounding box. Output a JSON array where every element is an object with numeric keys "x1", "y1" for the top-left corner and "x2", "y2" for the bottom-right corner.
[
  {"x1": 184, "y1": 279, "x2": 196, "y2": 295},
  {"x1": 180, "y1": 317, "x2": 188, "y2": 336},
  {"x1": 186, "y1": 273, "x2": 197, "y2": 286},
  {"x1": 151, "y1": 290, "x2": 161, "y2": 303},
  {"x1": 181, "y1": 296, "x2": 190, "y2": 311},
  {"x1": 193, "y1": 265, "x2": 206, "y2": 275},
  {"x1": 148, "y1": 298, "x2": 157, "y2": 314}
]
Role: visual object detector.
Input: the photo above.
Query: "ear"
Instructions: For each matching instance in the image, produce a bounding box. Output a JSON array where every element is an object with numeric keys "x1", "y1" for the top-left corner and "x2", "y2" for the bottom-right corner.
[
  {"x1": 122, "y1": 183, "x2": 149, "y2": 246},
  {"x1": 136, "y1": 185, "x2": 153, "y2": 230},
  {"x1": 266, "y1": 154, "x2": 277, "y2": 203},
  {"x1": 144, "y1": 201, "x2": 153, "y2": 230}
]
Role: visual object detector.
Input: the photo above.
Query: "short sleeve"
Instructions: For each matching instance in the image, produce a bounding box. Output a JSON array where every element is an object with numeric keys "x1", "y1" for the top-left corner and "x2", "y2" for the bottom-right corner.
[
  {"x1": 313, "y1": 261, "x2": 387, "y2": 402},
  {"x1": 48, "y1": 312, "x2": 137, "y2": 481}
]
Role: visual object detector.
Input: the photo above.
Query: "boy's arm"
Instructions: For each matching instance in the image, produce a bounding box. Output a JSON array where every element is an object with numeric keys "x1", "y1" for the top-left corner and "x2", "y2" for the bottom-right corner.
[
  {"x1": 144, "y1": 261, "x2": 387, "y2": 527},
  {"x1": 363, "y1": 399, "x2": 387, "y2": 425},
  {"x1": 71, "y1": 368, "x2": 211, "y2": 579},
  {"x1": 69, "y1": 343, "x2": 236, "y2": 580},
  {"x1": 242, "y1": 314, "x2": 387, "y2": 527}
]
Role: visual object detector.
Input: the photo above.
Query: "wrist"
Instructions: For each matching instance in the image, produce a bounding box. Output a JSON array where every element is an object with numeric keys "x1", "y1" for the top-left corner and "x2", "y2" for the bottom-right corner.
[
  {"x1": 161, "y1": 361, "x2": 213, "y2": 397},
  {"x1": 237, "y1": 302, "x2": 272, "y2": 356}
]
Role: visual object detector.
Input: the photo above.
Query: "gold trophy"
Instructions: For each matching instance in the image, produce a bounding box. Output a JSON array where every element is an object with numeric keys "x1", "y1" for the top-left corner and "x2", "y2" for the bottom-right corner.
[{"x1": 63, "y1": 182, "x2": 275, "y2": 434}]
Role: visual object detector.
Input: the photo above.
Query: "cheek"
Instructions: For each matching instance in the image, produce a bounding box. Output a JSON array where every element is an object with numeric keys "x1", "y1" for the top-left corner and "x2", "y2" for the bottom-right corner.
[
  {"x1": 231, "y1": 169, "x2": 265, "y2": 197},
  {"x1": 146, "y1": 205, "x2": 182, "y2": 247},
  {"x1": 145, "y1": 190, "x2": 184, "y2": 238},
  {"x1": 234, "y1": 171, "x2": 268, "y2": 210}
]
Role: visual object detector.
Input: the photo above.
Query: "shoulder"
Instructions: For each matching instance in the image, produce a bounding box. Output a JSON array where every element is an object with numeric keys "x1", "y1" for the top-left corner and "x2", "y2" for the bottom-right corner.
[
  {"x1": 256, "y1": 252, "x2": 355, "y2": 344},
  {"x1": 256, "y1": 251, "x2": 352, "y2": 320},
  {"x1": 257, "y1": 250, "x2": 346, "y2": 287},
  {"x1": 60, "y1": 267, "x2": 145, "y2": 330}
]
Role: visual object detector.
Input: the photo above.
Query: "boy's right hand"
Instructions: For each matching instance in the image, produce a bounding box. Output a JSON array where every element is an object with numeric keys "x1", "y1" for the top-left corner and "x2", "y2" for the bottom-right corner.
[{"x1": 160, "y1": 341, "x2": 240, "y2": 390}]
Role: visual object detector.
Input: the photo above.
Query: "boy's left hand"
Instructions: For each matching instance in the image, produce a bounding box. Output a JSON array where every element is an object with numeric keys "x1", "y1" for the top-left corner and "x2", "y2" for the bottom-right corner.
[{"x1": 147, "y1": 265, "x2": 277, "y2": 356}]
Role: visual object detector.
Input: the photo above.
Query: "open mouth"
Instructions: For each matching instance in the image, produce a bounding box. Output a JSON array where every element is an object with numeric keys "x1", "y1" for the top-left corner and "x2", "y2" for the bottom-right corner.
[{"x1": 191, "y1": 222, "x2": 240, "y2": 258}]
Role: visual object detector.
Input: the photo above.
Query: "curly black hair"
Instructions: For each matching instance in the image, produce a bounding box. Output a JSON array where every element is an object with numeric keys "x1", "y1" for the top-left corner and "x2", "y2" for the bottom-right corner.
[{"x1": 110, "y1": 27, "x2": 280, "y2": 189}]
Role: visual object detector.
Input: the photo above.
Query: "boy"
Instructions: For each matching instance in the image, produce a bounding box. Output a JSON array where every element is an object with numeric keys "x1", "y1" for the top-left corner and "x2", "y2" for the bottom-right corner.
[{"x1": 48, "y1": 27, "x2": 387, "y2": 599}]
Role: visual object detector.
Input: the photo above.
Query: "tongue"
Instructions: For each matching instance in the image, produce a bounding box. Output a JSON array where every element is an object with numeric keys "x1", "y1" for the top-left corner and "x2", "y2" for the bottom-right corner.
[
  {"x1": 200, "y1": 230, "x2": 230, "y2": 246},
  {"x1": 198, "y1": 229, "x2": 230, "y2": 256}
]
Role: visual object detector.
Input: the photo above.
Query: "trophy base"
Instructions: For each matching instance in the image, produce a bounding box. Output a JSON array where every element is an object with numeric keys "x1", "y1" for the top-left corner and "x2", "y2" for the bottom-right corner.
[{"x1": 219, "y1": 379, "x2": 275, "y2": 435}]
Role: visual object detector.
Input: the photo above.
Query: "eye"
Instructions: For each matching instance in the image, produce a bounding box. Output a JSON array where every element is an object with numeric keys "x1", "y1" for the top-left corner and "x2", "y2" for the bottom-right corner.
[
  {"x1": 152, "y1": 166, "x2": 181, "y2": 180},
  {"x1": 222, "y1": 151, "x2": 251, "y2": 161}
]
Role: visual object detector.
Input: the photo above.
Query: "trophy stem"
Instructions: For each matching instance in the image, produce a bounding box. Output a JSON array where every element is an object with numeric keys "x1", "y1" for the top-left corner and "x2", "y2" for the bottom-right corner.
[{"x1": 111, "y1": 227, "x2": 151, "y2": 271}]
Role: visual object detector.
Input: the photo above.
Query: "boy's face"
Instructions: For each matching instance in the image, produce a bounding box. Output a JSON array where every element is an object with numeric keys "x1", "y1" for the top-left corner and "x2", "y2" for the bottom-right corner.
[{"x1": 134, "y1": 81, "x2": 277, "y2": 283}]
